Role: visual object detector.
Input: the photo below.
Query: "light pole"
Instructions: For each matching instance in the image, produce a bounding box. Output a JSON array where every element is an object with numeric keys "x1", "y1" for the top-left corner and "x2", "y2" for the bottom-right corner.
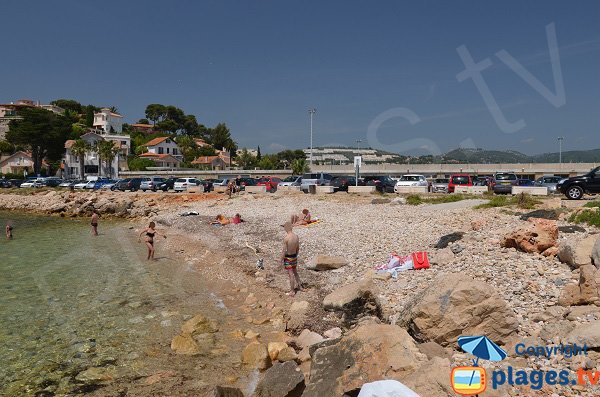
[
  {"x1": 356, "y1": 139, "x2": 362, "y2": 151},
  {"x1": 558, "y1": 136, "x2": 564, "y2": 167},
  {"x1": 309, "y1": 108, "x2": 316, "y2": 167}
]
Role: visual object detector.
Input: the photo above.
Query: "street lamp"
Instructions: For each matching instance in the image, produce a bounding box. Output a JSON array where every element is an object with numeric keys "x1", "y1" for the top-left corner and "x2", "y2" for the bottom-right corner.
[
  {"x1": 558, "y1": 137, "x2": 564, "y2": 167},
  {"x1": 308, "y1": 108, "x2": 316, "y2": 167},
  {"x1": 356, "y1": 139, "x2": 362, "y2": 151}
]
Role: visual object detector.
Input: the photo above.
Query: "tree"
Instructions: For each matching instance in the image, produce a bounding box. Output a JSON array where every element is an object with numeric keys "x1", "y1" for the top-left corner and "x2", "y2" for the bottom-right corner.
[
  {"x1": 175, "y1": 135, "x2": 198, "y2": 163},
  {"x1": 257, "y1": 146, "x2": 262, "y2": 160},
  {"x1": 137, "y1": 118, "x2": 150, "y2": 124},
  {"x1": 258, "y1": 156, "x2": 275, "y2": 170},
  {"x1": 0, "y1": 140, "x2": 15, "y2": 155},
  {"x1": 156, "y1": 119, "x2": 179, "y2": 133},
  {"x1": 236, "y1": 148, "x2": 256, "y2": 169},
  {"x1": 70, "y1": 139, "x2": 91, "y2": 179},
  {"x1": 207, "y1": 123, "x2": 237, "y2": 153},
  {"x1": 6, "y1": 107, "x2": 71, "y2": 175},
  {"x1": 145, "y1": 104, "x2": 166, "y2": 126},
  {"x1": 128, "y1": 156, "x2": 155, "y2": 171},
  {"x1": 182, "y1": 114, "x2": 200, "y2": 136},
  {"x1": 85, "y1": 106, "x2": 95, "y2": 127},
  {"x1": 291, "y1": 158, "x2": 309, "y2": 175},
  {"x1": 97, "y1": 140, "x2": 120, "y2": 178},
  {"x1": 51, "y1": 99, "x2": 83, "y2": 114},
  {"x1": 109, "y1": 106, "x2": 119, "y2": 114}
]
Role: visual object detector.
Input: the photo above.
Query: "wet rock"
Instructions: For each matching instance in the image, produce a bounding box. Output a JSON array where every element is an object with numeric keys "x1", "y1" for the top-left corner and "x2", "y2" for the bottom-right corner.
[
  {"x1": 400, "y1": 274, "x2": 517, "y2": 346},
  {"x1": 519, "y1": 209, "x2": 560, "y2": 221},
  {"x1": 307, "y1": 255, "x2": 348, "y2": 271},
  {"x1": 75, "y1": 367, "x2": 114, "y2": 384},
  {"x1": 252, "y1": 361, "x2": 305, "y2": 397},
  {"x1": 286, "y1": 300, "x2": 309, "y2": 331},
  {"x1": 501, "y1": 218, "x2": 557, "y2": 254},
  {"x1": 322, "y1": 279, "x2": 382, "y2": 324},
  {"x1": 171, "y1": 334, "x2": 200, "y2": 355},
  {"x1": 242, "y1": 342, "x2": 271, "y2": 370},
  {"x1": 558, "y1": 235, "x2": 596, "y2": 269},
  {"x1": 434, "y1": 232, "x2": 464, "y2": 249},
  {"x1": 303, "y1": 323, "x2": 426, "y2": 397}
]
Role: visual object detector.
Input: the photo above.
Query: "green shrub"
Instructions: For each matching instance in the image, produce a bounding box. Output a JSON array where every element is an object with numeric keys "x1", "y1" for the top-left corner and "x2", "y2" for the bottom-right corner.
[
  {"x1": 475, "y1": 193, "x2": 540, "y2": 210},
  {"x1": 569, "y1": 208, "x2": 600, "y2": 227},
  {"x1": 583, "y1": 201, "x2": 600, "y2": 208},
  {"x1": 406, "y1": 195, "x2": 423, "y2": 205}
]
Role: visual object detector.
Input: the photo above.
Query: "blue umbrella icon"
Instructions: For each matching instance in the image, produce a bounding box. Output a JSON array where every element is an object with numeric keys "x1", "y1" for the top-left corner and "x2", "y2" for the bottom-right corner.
[{"x1": 458, "y1": 336, "x2": 507, "y2": 391}]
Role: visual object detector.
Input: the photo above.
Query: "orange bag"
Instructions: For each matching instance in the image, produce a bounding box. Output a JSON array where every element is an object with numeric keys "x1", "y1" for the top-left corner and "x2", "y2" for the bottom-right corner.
[{"x1": 411, "y1": 251, "x2": 430, "y2": 270}]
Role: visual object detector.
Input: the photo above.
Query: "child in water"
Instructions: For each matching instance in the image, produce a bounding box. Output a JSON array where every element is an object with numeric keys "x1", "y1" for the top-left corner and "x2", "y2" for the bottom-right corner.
[{"x1": 6, "y1": 222, "x2": 13, "y2": 239}]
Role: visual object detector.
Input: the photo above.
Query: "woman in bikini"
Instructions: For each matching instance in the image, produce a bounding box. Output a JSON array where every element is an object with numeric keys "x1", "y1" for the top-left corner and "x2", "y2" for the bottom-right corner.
[{"x1": 138, "y1": 221, "x2": 166, "y2": 260}]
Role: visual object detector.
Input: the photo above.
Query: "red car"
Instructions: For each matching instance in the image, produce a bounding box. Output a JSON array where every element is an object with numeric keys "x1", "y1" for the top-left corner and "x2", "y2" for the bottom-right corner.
[
  {"x1": 256, "y1": 176, "x2": 283, "y2": 192},
  {"x1": 447, "y1": 174, "x2": 473, "y2": 193}
]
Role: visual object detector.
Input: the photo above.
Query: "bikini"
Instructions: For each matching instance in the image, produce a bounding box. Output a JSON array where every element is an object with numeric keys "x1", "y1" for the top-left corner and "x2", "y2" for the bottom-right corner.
[{"x1": 146, "y1": 231, "x2": 156, "y2": 245}]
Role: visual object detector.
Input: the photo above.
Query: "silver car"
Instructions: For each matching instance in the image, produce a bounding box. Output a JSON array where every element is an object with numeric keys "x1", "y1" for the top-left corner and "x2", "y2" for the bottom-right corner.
[
  {"x1": 431, "y1": 178, "x2": 449, "y2": 193},
  {"x1": 140, "y1": 176, "x2": 166, "y2": 192},
  {"x1": 300, "y1": 173, "x2": 333, "y2": 192},
  {"x1": 278, "y1": 175, "x2": 302, "y2": 187},
  {"x1": 534, "y1": 175, "x2": 562, "y2": 194}
]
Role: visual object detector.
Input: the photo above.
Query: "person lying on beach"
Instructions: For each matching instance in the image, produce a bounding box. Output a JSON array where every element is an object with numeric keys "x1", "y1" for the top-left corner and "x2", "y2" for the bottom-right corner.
[
  {"x1": 138, "y1": 221, "x2": 166, "y2": 260},
  {"x1": 6, "y1": 222, "x2": 13, "y2": 239},
  {"x1": 231, "y1": 213, "x2": 244, "y2": 224},
  {"x1": 211, "y1": 214, "x2": 231, "y2": 226},
  {"x1": 281, "y1": 221, "x2": 302, "y2": 297}
]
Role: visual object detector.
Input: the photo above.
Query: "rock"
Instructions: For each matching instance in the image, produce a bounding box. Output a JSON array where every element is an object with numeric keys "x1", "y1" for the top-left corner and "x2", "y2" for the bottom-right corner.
[
  {"x1": 298, "y1": 348, "x2": 311, "y2": 362},
  {"x1": 400, "y1": 274, "x2": 517, "y2": 346},
  {"x1": 563, "y1": 321, "x2": 600, "y2": 348},
  {"x1": 268, "y1": 342, "x2": 289, "y2": 361},
  {"x1": 401, "y1": 357, "x2": 455, "y2": 397},
  {"x1": 471, "y1": 219, "x2": 486, "y2": 231},
  {"x1": 242, "y1": 342, "x2": 271, "y2": 370},
  {"x1": 144, "y1": 370, "x2": 178, "y2": 385},
  {"x1": 277, "y1": 347, "x2": 299, "y2": 362},
  {"x1": 372, "y1": 271, "x2": 392, "y2": 281},
  {"x1": 296, "y1": 329, "x2": 324, "y2": 349},
  {"x1": 391, "y1": 197, "x2": 407, "y2": 205},
  {"x1": 181, "y1": 314, "x2": 218, "y2": 335},
  {"x1": 559, "y1": 225, "x2": 587, "y2": 234},
  {"x1": 434, "y1": 232, "x2": 464, "y2": 249},
  {"x1": 519, "y1": 209, "x2": 560, "y2": 221},
  {"x1": 245, "y1": 330, "x2": 260, "y2": 340},
  {"x1": 322, "y1": 280, "x2": 382, "y2": 324},
  {"x1": 75, "y1": 367, "x2": 115, "y2": 384},
  {"x1": 566, "y1": 305, "x2": 600, "y2": 321},
  {"x1": 303, "y1": 323, "x2": 426, "y2": 397},
  {"x1": 559, "y1": 265, "x2": 600, "y2": 306},
  {"x1": 245, "y1": 293, "x2": 258, "y2": 305},
  {"x1": 307, "y1": 255, "x2": 348, "y2": 271},
  {"x1": 198, "y1": 386, "x2": 245, "y2": 397},
  {"x1": 501, "y1": 218, "x2": 558, "y2": 254},
  {"x1": 170, "y1": 334, "x2": 200, "y2": 355},
  {"x1": 593, "y1": 237, "x2": 600, "y2": 268},
  {"x1": 286, "y1": 300, "x2": 309, "y2": 331},
  {"x1": 252, "y1": 361, "x2": 305, "y2": 397},
  {"x1": 417, "y1": 341, "x2": 451, "y2": 360},
  {"x1": 531, "y1": 306, "x2": 567, "y2": 322},
  {"x1": 558, "y1": 235, "x2": 596, "y2": 268},
  {"x1": 371, "y1": 198, "x2": 391, "y2": 204},
  {"x1": 323, "y1": 327, "x2": 342, "y2": 339},
  {"x1": 429, "y1": 248, "x2": 454, "y2": 266},
  {"x1": 539, "y1": 321, "x2": 575, "y2": 342},
  {"x1": 542, "y1": 246, "x2": 559, "y2": 257}
]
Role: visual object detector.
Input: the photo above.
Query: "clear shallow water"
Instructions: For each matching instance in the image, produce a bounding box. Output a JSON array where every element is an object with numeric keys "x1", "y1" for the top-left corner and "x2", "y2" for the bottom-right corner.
[{"x1": 0, "y1": 212, "x2": 190, "y2": 396}]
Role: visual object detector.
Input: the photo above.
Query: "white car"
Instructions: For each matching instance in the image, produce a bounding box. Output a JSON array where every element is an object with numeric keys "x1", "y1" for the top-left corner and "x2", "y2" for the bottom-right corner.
[
  {"x1": 394, "y1": 174, "x2": 429, "y2": 193},
  {"x1": 20, "y1": 180, "x2": 43, "y2": 188},
  {"x1": 278, "y1": 176, "x2": 302, "y2": 187},
  {"x1": 174, "y1": 178, "x2": 201, "y2": 192},
  {"x1": 73, "y1": 181, "x2": 89, "y2": 189}
]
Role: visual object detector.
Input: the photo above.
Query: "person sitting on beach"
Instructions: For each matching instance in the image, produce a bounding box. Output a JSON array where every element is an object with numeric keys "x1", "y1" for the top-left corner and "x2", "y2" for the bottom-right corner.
[
  {"x1": 6, "y1": 222, "x2": 13, "y2": 239},
  {"x1": 138, "y1": 221, "x2": 166, "y2": 261},
  {"x1": 211, "y1": 214, "x2": 231, "y2": 226},
  {"x1": 281, "y1": 221, "x2": 302, "y2": 296},
  {"x1": 292, "y1": 208, "x2": 312, "y2": 226}
]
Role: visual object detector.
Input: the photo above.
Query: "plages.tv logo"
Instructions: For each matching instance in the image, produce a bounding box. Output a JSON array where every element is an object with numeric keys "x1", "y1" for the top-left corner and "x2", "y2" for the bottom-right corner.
[{"x1": 451, "y1": 335, "x2": 507, "y2": 396}]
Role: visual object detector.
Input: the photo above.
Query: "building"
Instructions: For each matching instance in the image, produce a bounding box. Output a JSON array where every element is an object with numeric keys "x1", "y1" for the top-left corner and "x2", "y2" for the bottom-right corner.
[
  {"x1": 236, "y1": 148, "x2": 259, "y2": 157},
  {"x1": 0, "y1": 99, "x2": 64, "y2": 140},
  {"x1": 139, "y1": 152, "x2": 181, "y2": 168},
  {"x1": 131, "y1": 123, "x2": 156, "y2": 134},
  {"x1": 143, "y1": 136, "x2": 182, "y2": 160},
  {"x1": 93, "y1": 108, "x2": 123, "y2": 134},
  {"x1": 216, "y1": 148, "x2": 231, "y2": 167},
  {"x1": 0, "y1": 151, "x2": 45, "y2": 175},
  {"x1": 191, "y1": 155, "x2": 227, "y2": 170},
  {"x1": 63, "y1": 130, "x2": 131, "y2": 179}
]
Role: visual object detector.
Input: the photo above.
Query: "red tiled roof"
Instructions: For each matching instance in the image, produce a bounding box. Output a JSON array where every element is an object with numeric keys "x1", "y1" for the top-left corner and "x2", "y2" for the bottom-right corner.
[
  {"x1": 144, "y1": 136, "x2": 170, "y2": 147},
  {"x1": 132, "y1": 123, "x2": 154, "y2": 128},
  {"x1": 191, "y1": 155, "x2": 222, "y2": 164}
]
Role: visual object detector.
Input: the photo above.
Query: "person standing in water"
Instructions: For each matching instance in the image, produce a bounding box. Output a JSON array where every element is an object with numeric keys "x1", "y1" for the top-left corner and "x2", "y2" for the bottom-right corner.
[
  {"x1": 281, "y1": 221, "x2": 302, "y2": 296},
  {"x1": 91, "y1": 211, "x2": 99, "y2": 236},
  {"x1": 138, "y1": 221, "x2": 166, "y2": 260},
  {"x1": 6, "y1": 222, "x2": 13, "y2": 239}
]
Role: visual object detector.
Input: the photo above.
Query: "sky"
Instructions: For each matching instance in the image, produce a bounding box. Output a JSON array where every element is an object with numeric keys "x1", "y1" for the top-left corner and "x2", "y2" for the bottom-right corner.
[{"x1": 2, "y1": 0, "x2": 600, "y2": 155}]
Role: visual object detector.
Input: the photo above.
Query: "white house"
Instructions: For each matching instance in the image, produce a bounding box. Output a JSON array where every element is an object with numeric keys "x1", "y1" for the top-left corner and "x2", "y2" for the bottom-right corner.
[
  {"x1": 63, "y1": 131, "x2": 130, "y2": 179},
  {"x1": 143, "y1": 136, "x2": 182, "y2": 160},
  {"x1": 0, "y1": 151, "x2": 46, "y2": 175},
  {"x1": 93, "y1": 108, "x2": 123, "y2": 134}
]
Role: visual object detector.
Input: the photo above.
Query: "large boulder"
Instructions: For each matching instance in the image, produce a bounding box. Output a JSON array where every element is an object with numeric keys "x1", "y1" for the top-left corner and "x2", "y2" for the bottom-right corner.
[
  {"x1": 170, "y1": 334, "x2": 201, "y2": 355},
  {"x1": 400, "y1": 274, "x2": 517, "y2": 346},
  {"x1": 242, "y1": 342, "x2": 271, "y2": 370},
  {"x1": 558, "y1": 235, "x2": 596, "y2": 269},
  {"x1": 592, "y1": 237, "x2": 600, "y2": 268},
  {"x1": 303, "y1": 323, "x2": 427, "y2": 397},
  {"x1": 307, "y1": 255, "x2": 348, "y2": 271},
  {"x1": 286, "y1": 301, "x2": 309, "y2": 331},
  {"x1": 401, "y1": 357, "x2": 455, "y2": 397},
  {"x1": 181, "y1": 314, "x2": 219, "y2": 335},
  {"x1": 501, "y1": 218, "x2": 558, "y2": 254},
  {"x1": 322, "y1": 280, "x2": 382, "y2": 324},
  {"x1": 558, "y1": 265, "x2": 600, "y2": 306},
  {"x1": 562, "y1": 321, "x2": 600, "y2": 348},
  {"x1": 252, "y1": 361, "x2": 305, "y2": 397}
]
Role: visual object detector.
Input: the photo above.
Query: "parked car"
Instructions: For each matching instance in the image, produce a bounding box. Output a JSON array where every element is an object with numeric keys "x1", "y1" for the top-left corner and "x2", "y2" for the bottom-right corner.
[
  {"x1": 473, "y1": 176, "x2": 493, "y2": 187},
  {"x1": 156, "y1": 177, "x2": 177, "y2": 192},
  {"x1": 174, "y1": 177, "x2": 202, "y2": 192},
  {"x1": 492, "y1": 172, "x2": 518, "y2": 194},
  {"x1": 431, "y1": 178, "x2": 450, "y2": 193},
  {"x1": 256, "y1": 176, "x2": 283, "y2": 192},
  {"x1": 58, "y1": 180, "x2": 76, "y2": 188},
  {"x1": 447, "y1": 174, "x2": 473, "y2": 193},
  {"x1": 534, "y1": 175, "x2": 562, "y2": 194},
  {"x1": 140, "y1": 176, "x2": 166, "y2": 192},
  {"x1": 212, "y1": 178, "x2": 230, "y2": 187},
  {"x1": 93, "y1": 179, "x2": 115, "y2": 190},
  {"x1": 330, "y1": 176, "x2": 361, "y2": 192},
  {"x1": 199, "y1": 180, "x2": 214, "y2": 192},
  {"x1": 278, "y1": 176, "x2": 302, "y2": 187},
  {"x1": 300, "y1": 173, "x2": 333, "y2": 192},
  {"x1": 115, "y1": 178, "x2": 143, "y2": 192},
  {"x1": 362, "y1": 175, "x2": 396, "y2": 193},
  {"x1": 73, "y1": 180, "x2": 89, "y2": 189},
  {"x1": 43, "y1": 177, "x2": 63, "y2": 187},
  {"x1": 237, "y1": 177, "x2": 256, "y2": 191},
  {"x1": 20, "y1": 179, "x2": 43, "y2": 188},
  {"x1": 517, "y1": 179, "x2": 535, "y2": 187},
  {"x1": 100, "y1": 179, "x2": 120, "y2": 190},
  {"x1": 0, "y1": 179, "x2": 13, "y2": 188},
  {"x1": 394, "y1": 174, "x2": 428, "y2": 193},
  {"x1": 84, "y1": 180, "x2": 98, "y2": 189},
  {"x1": 557, "y1": 166, "x2": 600, "y2": 200}
]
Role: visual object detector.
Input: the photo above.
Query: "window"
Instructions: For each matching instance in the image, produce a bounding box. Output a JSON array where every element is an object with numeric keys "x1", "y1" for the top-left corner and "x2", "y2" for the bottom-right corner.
[
  {"x1": 158, "y1": 147, "x2": 164, "y2": 154},
  {"x1": 167, "y1": 147, "x2": 170, "y2": 154},
  {"x1": 173, "y1": 148, "x2": 178, "y2": 155}
]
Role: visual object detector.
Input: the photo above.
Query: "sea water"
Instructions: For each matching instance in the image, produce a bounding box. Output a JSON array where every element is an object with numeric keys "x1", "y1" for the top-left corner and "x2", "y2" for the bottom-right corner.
[{"x1": 0, "y1": 212, "x2": 196, "y2": 396}]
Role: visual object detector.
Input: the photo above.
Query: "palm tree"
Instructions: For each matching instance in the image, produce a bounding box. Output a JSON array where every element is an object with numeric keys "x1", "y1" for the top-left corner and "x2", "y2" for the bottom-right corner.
[
  {"x1": 97, "y1": 140, "x2": 120, "y2": 178},
  {"x1": 70, "y1": 139, "x2": 90, "y2": 179},
  {"x1": 291, "y1": 158, "x2": 309, "y2": 175},
  {"x1": 175, "y1": 135, "x2": 198, "y2": 163}
]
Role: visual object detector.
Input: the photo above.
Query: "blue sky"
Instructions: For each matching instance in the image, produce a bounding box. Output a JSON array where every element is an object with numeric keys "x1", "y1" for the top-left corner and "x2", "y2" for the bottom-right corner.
[{"x1": 2, "y1": 0, "x2": 600, "y2": 154}]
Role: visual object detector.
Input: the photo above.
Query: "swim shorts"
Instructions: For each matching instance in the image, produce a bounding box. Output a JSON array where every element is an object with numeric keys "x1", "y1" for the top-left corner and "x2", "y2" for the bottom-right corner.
[{"x1": 284, "y1": 253, "x2": 298, "y2": 270}]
